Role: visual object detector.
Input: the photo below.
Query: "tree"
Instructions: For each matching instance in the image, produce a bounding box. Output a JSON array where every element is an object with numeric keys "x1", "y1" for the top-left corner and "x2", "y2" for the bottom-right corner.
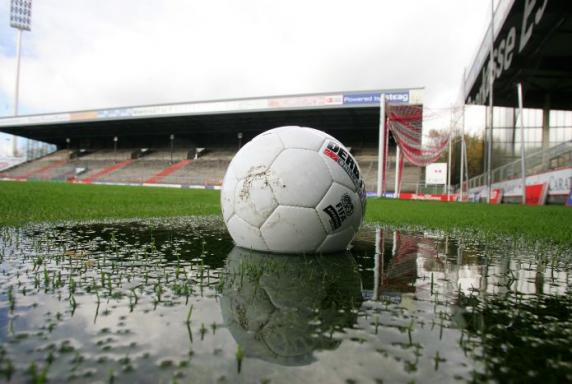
[{"x1": 450, "y1": 133, "x2": 484, "y2": 185}]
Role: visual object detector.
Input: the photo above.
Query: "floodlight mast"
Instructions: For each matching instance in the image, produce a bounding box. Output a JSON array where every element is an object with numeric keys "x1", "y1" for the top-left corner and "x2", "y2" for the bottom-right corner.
[{"x1": 10, "y1": 0, "x2": 33, "y2": 157}]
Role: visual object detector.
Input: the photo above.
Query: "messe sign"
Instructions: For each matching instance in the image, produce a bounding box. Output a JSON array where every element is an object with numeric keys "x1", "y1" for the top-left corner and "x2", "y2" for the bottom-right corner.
[
  {"x1": 466, "y1": 0, "x2": 553, "y2": 105},
  {"x1": 425, "y1": 163, "x2": 447, "y2": 185}
]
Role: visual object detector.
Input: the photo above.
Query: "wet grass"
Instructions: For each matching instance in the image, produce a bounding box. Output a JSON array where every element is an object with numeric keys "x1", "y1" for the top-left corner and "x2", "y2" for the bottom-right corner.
[
  {"x1": 365, "y1": 198, "x2": 572, "y2": 245},
  {"x1": 1, "y1": 181, "x2": 571, "y2": 245},
  {"x1": 0, "y1": 181, "x2": 220, "y2": 226},
  {"x1": 0, "y1": 218, "x2": 571, "y2": 382}
]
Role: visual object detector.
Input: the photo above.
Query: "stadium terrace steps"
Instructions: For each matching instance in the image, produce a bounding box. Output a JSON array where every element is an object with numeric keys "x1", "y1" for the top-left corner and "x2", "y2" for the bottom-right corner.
[
  {"x1": 143, "y1": 149, "x2": 190, "y2": 161},
  {"x1": 23, "y1": 159, "x2": 70, "y2": 179},
  {"x1": 97, "y1": 160, "x2": 173, "y2": 184},
  {"x1": 0, "y1": 149, "x2": 74, "y2": 179},
  {"x1": 42, "y1": 149, "x2": 74, "y2": 160},
  {"x1": 144, "y1": 160, "x2": 192, "y2": 184},
  {"x1": 82, "y1": 159, "x2": 134, "y2": 184},
  {"x1": 81, "y1": 150, "x2": 133, "y2": 161},
  {"x1": 354, "y1": 153, "x2": 422, "y2": 193},
  {"x1": 162, "y1": 159, "x2": 229, "y2": 186},
  {"x1": 3, "y1": 159, "x2": 69, "y2": 180}
]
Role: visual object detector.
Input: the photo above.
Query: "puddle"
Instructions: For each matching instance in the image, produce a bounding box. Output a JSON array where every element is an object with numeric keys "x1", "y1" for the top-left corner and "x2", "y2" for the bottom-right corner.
[{"x1": 1, "y1": 217, "x2": 571, "y2": 382}]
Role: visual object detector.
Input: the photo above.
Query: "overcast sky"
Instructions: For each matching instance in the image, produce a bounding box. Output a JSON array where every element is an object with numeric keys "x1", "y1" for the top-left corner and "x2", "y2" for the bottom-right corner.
[{"x1": 0, "y1": 0, "x2": 494, "y2": 156}]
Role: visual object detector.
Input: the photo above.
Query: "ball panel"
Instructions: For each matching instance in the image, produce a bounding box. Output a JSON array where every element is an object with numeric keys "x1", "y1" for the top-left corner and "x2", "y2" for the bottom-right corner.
[
  {"x1": 270, "y1": 149, "x2": 332, "y2": 208},
  {"x1": 234, "y1": 175, "x2": 278, "y2": 228},
  {"x1": 317, "y1": 226, "x2": 355, "y2": 253},
  {"x1": 316, "y1": 182, "x2": 361, "y2": 235},
  {"x1": 231, "y1": 133, "x2": 284, "y2": 180},
  {"x1": 221, "y1": 166, "x2": 238, "y2": 223},
  {"x1": 227, "y1": 215, "x2": 269, "y2": 251},
  {"x1": 350, "y1": 190, "x2": 364, "y2": 234},
  {"x1": 276, "y1": 126, "x2": 327, "y2": 151},
  {"x1": 260, "y1": 206, "x2": 326, "y2": 253}
]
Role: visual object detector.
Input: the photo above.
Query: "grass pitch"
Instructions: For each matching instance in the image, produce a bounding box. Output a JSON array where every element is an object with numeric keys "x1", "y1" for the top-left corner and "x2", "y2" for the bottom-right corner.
[
  {"x1": 1, "y1": 181, "x2": 571, "y2": 244},
  {"x1": 0, "y1": 181, "x2": 220, "y2": 225},
  {"x1": 366, "y1": 198, "x2": 572, "y2": 244}
]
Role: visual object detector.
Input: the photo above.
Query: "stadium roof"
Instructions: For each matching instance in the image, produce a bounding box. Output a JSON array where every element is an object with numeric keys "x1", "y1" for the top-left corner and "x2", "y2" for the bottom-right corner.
[
  {"x1": 0, "y1": 88, "x2": 423, "y2": 146},
  {"x1": 464, "y1": 0, "x2": 572, "y2": 110}
]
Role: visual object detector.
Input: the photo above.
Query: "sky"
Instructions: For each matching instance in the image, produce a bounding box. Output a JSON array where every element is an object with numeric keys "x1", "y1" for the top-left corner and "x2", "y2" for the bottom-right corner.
[{"x1": 0, "y1": 0, "x2": 494, "y2": 156}]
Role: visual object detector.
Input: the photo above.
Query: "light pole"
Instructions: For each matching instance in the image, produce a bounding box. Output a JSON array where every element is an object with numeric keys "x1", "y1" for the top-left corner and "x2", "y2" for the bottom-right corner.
[
  {"x1": 113, "y1": 136, "x2": 118, "y2": 159},
  {"x1": 170, "y1": 134, "x2": 175, "y2": 164},
  {"x1": 9, "y1": 0, "x2": 33, "y2": 157},
  {"x1": 486, "y1": 0, "x2": 495, "y2": 202},
  {"x1": 66, "y1": 137, "x2": 70, "y2": 150}
]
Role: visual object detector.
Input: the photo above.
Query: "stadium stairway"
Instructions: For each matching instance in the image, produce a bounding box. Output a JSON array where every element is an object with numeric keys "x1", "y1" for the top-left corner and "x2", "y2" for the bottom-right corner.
[
  {"x1": 81, "y1": 159, "x2": 134, "y2": 184},
  {"x1": 159, "y1": 149, "x2": 233, "y2": 186},
  {"x1": 96, "y1": 160, "x2": 169, "y2": 184},
  {"x1": 144, "y1": 160, "x2": 192, "y2": 184}
]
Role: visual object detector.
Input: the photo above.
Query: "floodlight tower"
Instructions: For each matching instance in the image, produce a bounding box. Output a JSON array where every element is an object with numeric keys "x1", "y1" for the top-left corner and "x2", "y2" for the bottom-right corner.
[{"x1": 9, "y1": 0, "x2": 33, "y2": 157}]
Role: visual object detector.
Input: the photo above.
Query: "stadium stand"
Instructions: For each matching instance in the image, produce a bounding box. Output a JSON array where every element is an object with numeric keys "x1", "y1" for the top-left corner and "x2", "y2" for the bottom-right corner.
[
  {"x1": 1, "y1": 144, "x2": 422, "y2": 192},
  {"x1": 0, "y1": 89, "x2": 428, "y2": 193}
]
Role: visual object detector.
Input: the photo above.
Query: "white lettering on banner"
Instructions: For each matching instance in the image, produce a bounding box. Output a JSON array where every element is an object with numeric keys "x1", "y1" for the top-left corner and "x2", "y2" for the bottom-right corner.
[
  {"x1": 467, "y1": 0, "x2": 548, "y2": 105},
  {"x1": 519, "y1": 0, "x2": 548, "y2": 53}
]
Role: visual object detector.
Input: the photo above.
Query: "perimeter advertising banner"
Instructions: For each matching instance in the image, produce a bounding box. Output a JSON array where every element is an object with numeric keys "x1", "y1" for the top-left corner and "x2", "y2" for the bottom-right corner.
[
  {"x1": 525, "y1": 183, "x2": 549, "y2": 206},
  {"x1": 0, "y1": 89, "x2": 423, "y2": 128},
  {"x1": 425, "y1": 163, "x2": 447, "y2": 185}
]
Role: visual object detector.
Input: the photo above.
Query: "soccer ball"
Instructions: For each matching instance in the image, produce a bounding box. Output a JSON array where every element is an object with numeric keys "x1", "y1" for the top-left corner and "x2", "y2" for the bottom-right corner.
[{"x1": 221, "y1": 126, "x2": 366, "y2": 254}]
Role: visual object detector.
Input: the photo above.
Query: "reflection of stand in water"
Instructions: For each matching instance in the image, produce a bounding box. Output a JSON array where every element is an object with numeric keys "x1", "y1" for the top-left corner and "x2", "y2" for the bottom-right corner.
[
  {"x1": 373, "y1": 229, "x2": 441, "y2": 303},
  {"x1": 374, "y1": 229, "x2": 417, "y2": 303}
]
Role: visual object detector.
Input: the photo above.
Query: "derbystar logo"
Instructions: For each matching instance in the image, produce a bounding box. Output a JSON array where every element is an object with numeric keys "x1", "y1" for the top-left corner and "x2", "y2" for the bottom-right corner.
[
  {"x1": 323, "y1": 141, "x2": 361, "y2": 189},
  {"x1": 323, "y1": 193, "x2": 354, "y2": 230}
]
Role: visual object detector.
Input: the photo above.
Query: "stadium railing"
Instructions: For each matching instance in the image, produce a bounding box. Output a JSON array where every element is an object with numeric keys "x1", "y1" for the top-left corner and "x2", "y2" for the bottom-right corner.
[{"x1": 466, "y1": 140, "x2": 572, "y2": 190}]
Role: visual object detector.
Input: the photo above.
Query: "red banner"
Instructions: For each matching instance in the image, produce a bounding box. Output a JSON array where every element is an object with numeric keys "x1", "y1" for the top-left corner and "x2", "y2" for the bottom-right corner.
[
  {"x1": 490, "y1": 189, "x2": 503, "y2": 204},
  {"x1": 525, "y1": 183, "x2": 548, "y2": 206},
  {"x1": 399, "y1": 193, "x2": 456, "y2": 202}
]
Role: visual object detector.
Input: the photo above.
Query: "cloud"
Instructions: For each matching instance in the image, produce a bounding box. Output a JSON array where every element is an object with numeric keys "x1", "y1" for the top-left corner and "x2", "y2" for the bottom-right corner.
[
  {"x1": 0, "y1": 0, "x2": 493, "y2": 155},
  {"x1": 0, "y1": 0, "x2": 491, "y2": 112}
]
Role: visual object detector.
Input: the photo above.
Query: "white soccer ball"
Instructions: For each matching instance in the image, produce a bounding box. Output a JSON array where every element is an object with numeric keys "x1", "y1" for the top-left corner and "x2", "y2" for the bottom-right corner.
[{"x1": 221, "y1": 126, "x2": 366, "y2": 254}]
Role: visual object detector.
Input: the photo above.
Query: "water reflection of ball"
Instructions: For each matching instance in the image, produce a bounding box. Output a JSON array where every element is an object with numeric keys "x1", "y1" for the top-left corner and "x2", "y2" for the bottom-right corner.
[
  {"x1": 221, "y1": 126, "x2": 366, "y2": 254},
  {"x1": 220, "y1": 247, "x2": 362, "y2": 366}
]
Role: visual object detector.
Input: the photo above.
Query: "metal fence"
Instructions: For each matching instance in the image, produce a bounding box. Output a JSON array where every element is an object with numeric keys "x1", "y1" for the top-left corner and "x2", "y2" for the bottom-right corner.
[{"x1": 466, "y1": 140, "x2": 572, "y2": 190}]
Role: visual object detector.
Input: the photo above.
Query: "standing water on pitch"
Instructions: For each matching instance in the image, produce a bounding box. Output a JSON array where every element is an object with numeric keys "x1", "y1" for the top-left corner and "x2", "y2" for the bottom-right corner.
[{"x1": 0, "y1": 217, "x2": 571, "y2": 383}]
